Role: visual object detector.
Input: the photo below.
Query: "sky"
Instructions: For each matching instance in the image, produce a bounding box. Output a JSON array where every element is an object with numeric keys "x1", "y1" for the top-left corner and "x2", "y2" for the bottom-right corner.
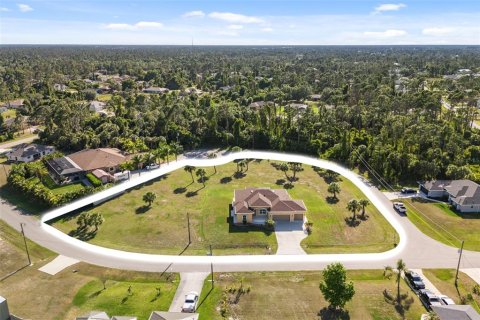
[{"x1": 0, "y1": 0, "x2": 479, "y2": 45}]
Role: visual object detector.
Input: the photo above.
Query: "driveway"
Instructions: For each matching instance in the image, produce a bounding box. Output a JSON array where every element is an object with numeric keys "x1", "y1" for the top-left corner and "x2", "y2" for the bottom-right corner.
[
  {"x1": 169, "y1": 272, "x2": 209, "y2": 312},
  {"x1": 410, "y1": 269, "x2": 441, "y2": 295},
  {"x1": 274, "y1": 221, "x2": 307, "y2": 255}
]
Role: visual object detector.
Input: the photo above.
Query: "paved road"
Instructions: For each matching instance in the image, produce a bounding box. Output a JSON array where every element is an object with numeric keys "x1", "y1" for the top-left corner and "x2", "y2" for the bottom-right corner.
[
  {"x1": 0, "y1": 133, "x2": 39, "y2": 153},
  {"x1": 2, "y1": 150, "x2": 480, "y2": 273},
  {"x1": 441, "y1": 98, "x2": 480, "y2": 130}
]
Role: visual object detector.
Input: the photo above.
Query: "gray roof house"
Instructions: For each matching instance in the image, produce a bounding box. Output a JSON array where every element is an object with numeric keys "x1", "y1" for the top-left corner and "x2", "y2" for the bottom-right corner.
[
  {"x1": 6, "y1": 143, "x2": 55, "y2": 163},
  {"x1": 419, "y1": 180, "x2": 480, "y2": 213},
  {"x1": 148, "y1": 311, "x2": 199, "y2": 320},
  {"x1": 432, "y1": 305, "x2": 480, "y2": 320},
  {"x1": 143, "y1": 87, "x2": 169, "y2": 94},
  {"x1": 76, "y1": 311, "x2": 110, "y2": 320},
  {"x1": 89, "y1": 101, "x2": 107, "y2": 113}
]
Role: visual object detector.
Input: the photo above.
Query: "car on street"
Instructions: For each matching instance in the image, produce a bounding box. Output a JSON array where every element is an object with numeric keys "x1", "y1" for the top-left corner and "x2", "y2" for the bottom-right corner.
[
  {"x1": 419, "y1": 289, "x2": 443, "y2": 309},
  {"x1": 439, "y1": 295, "x2": 455, "y2": 305},
  {"x1": 182, "y1": 291, "x2": 199, "y2": 313},
  {"x1": 405, "y1": 271, "x2": 426, "y2": 290},
  {"x1": 401, "y1": 188, "x2": 417, "y2": 194},
  {"x1": 146, "y1": 164, "x2": 160, "y2": 170},
  {"x1": 393, "y1": 202, "x2": 407, "y2": 214}
]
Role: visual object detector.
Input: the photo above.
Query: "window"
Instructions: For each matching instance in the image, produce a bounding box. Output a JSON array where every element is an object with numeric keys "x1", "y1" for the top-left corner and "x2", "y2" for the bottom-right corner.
[{"x1": 259, "y1": 209, "x2": 267, "y2": 215}]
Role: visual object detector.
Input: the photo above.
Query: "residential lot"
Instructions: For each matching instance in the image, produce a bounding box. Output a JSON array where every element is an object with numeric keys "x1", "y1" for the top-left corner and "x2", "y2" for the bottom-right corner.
[
  {"x1": 423, "y1": 269, "x2": 480, "y2": 312},
  {"x1": 403, "y1": 198, "x2": 480, "y2": 251},
  {"x1": 196, "y1": 270, "x2": 426, "y2": 320},
  {"x1": 0, "y1": 220, "x2": 178, "y2": 320},
  {"x1": 51, "y1": 160, "x2": 397, "y2": 255}
]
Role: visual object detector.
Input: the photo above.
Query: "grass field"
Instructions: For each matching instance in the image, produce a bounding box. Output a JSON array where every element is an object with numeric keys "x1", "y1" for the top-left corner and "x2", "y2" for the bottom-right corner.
[
  {"x1": 52, "y1": 160, "x2": 397, "y2": 255},
  {"x1": 403, "y1": 197, "x2": 480, "y2": 250},
  {"x1": 423, "y1": 269, "x2": 480, "y2": 312},
  {"x1": 197, "y1": 270, "x2": 426, "y2": 320},
  {"x1": 97, "y1": 94, "x2": 113, "y2": 101}
]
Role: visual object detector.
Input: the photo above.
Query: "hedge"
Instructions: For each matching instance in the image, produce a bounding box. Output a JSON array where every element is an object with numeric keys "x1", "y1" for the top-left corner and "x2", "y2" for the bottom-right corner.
[{"x1": 86, "y1": 173, "x2": 102, "y2": 187}]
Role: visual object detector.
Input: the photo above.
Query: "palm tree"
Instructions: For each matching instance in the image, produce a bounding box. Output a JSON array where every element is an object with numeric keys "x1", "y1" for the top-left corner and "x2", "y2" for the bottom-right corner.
[
  {"x1": 288, "y1": 162, "x2": 303, "y2": 180},
  {"x1": 346, "y1": 199, "x2": 360, "y2": 221},
  {"x1": 327, "y1": 182, "x2": 341, "y2": 199},
  {"x1": 131, "y1": 154, "x2": 143, "y2": 171},
  {"x1": 184, "y1": 165, "x2": 196, "y2": 183},
  {"x1": 143, "y1": 191, "x2": 157, "y2": 207},
  {"x1": 143, "y1": 153, "x2": 155, "y2": 166},
  {"x1": 196, "y1": 168, "x2": 206, "y2": 187},
  {"x1": 89, "y1": 212, "x2": 104, "y2": 232},
  {"x1": 238, "y1": 160, "x2": 247, "y2": 173},
  {"x1": 359, "y1": 199, "x2": 370, "y2": 219},
  {"x1": 171, "y1": 142, "x2": 183, "y2": 161},
  {"x1": 279, "y1": 163, "x2": 289, "y2": 180},
  {"x1": 208, "y1": 153, "x2": 217, "y2": 174},
  {"x1": 384, "y1": 259, "x2": 407, "y2": 302}
]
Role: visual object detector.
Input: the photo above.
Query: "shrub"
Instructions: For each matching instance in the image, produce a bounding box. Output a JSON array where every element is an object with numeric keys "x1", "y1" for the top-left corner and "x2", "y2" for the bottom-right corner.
[
  {"x1": 86, "y1": 173, "x2": 102, "y2": 187},
  {"x1": 264, "y1": 219, "x2": 275, "y2": 230}
]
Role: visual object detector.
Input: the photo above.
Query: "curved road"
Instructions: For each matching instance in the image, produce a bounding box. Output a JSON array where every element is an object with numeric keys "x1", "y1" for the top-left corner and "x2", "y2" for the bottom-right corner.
[{"x1": 1, "y1": 150, "x2": 480, "y2": 272}]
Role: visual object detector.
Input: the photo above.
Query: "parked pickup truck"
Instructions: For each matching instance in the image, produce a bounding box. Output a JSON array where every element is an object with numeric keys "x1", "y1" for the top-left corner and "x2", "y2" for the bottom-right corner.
[
  {"x1": 419, "y1": 289, "x2": 443, "y2": 309},
  {"x1": 393, "y1": 202, "x2": 407, "y2": 215}
]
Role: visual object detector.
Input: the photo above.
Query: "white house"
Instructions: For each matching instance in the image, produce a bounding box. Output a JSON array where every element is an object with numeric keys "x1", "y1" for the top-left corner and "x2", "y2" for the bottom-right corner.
[
  {"x1": 6, "y1": 143, "x2": 55, "y2": 163},
  {"x1": 89, "y1": 101, "x2": 106, "y2": 113}
]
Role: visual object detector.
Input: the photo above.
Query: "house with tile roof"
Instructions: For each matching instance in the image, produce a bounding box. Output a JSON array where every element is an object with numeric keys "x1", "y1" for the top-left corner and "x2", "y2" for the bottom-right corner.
[
  {"x1": 419, "y1": 179, "x2": 480, "y2": 213},
  {"x1": 232, "y1": 187, "x2": 307, "y2": 224}
]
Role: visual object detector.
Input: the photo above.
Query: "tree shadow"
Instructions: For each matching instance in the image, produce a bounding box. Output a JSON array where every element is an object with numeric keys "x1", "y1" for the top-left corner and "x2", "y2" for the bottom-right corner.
[
  {"x1": 233, "y1": 172, "x2": 246, "y2": 179},
  {"x1": 68, "y1": 227, "x2": 98, "y2": 241},
  {"x1": 186, "y1": 191, "x2": 198, "y2": 198},
  {"x1": 383, "y1": 289, "x2": 414, "y2": 318},
  {"x1": 196, "y1": 286, "x2": 213, "y2": 309},
  {"x1": 276, "y1": 179, "x2": 286, "y2": 185},
  {"x1": 326, "y1": 196, "x2": 339, "y2": 204},
  {"x1": 197, "y1": 176, "x2": 210, "y2": 184},
  {"x1": 220, "y1": 176, "x2": 232, "y2": 184},
  {"x1": 344, "y1": 217, "x2": 360, "y2": 227},
  {"x1": 174, "y1": 187, "x2": 187, "y2": 194},
  {"x1": 88, "y1": 289, "x2": 104, "y2": 299},
  {"x1": 283, "y1": 183, "x2": 294, "y2": 189},
  {"x1": 318, "y1": 307, "x2": 350, "y2": 320},
  {"x1": 121, "y1": 295, "x2": 129, "y2": 304},
  {"x1": 135, "y1": 205, "x2": 151, "y2": 214},
  {"x1": 358, "y1": 214, "x2": 369, "y2": 221}
]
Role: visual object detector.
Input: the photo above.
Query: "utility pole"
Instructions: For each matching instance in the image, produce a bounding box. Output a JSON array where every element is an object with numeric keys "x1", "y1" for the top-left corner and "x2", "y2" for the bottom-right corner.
[
  {"x1": 20, "y1": 223, "x2": 31, "y2": 265},
  {"x1": 455, "y1": 240, "x2": 465, "y2": 287},
  {"x1": 187, "y1": 212, "x2": 191, "y2": 244}
]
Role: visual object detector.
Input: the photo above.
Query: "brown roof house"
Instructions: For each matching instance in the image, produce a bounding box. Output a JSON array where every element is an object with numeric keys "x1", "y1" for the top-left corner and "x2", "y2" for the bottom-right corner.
[
  {"x1": 232, "y1": 187, "x2": 307, "y2": 224},
  {"x1": 46, "y1": 148, "x2": 129, "y2": 184}
]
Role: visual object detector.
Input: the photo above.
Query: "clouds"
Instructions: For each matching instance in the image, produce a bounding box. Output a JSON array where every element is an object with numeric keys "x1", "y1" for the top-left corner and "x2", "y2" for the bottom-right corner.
[
  {"x1": 182, "y1": 10, "x2": 205, "y2": 18},
  {"x1": 104, "y1": 21, "x2": 163, "y2": 31},
  {"x1": 18, "y1": 4, "x2": 33, "y2": 12},
  {"x1": 373, "y1": 3, "x2": 406, "y2": 14},
  {"x1": 208, "y1": 12, "x2": 264, "y2": 24},
  {"x1": 422, "y1": 27, "x2": 454, "y2": 36},
  {"x1": 227, "y1": 24, "x2": 243, "y2": 30},
  {"x1": 363, "y1": 29, "x2": 407, "y2": 38},
  {"x1": 0, "y1": 7, "x2": 10, "y2": 12}
]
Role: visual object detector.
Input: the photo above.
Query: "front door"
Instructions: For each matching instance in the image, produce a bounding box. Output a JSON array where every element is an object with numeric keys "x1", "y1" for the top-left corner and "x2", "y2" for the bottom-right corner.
[{"x1": 242, "y1": 215, "x2": 247, "y2": 224}]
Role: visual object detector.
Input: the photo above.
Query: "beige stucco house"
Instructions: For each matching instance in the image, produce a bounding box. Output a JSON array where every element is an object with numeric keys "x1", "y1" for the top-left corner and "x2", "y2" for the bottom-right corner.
[{"x1": 232, "y1": 187, "x2": 307, "y2": 224}]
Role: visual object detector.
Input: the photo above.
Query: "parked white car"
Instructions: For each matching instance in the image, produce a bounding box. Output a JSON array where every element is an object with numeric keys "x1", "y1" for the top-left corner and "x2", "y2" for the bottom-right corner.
[
  {"x1": 182, "y1": 291, "x2": 199, "y2": 313},
  {"x1": 393, "y1": 202, "x2": 407, "y2": 214},
  {"x1": 146, "y1": 164, "x2": 160, "y2": 170},
  {"x1": 439, "y1": 295, "x2": 456, "y2": 305}
]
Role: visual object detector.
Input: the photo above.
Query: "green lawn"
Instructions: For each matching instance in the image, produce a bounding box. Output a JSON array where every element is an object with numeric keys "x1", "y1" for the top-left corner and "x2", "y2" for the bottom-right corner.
[
  {"x1": 423, "y1": 269, "x2": 480, "y2": 312},
  {"x1": 403, "y1": 198, "x2": 480, "y2": 250},
  {"x1": 52, "y1": 161, "x2": 397, "y2": 255},
  {"x1": 1, "y1": 108, "x2": 16, "y2": 119},
  {"x1": 197, "y1": 270, "x2": 426, "y2": 320},
  {"x1": 97, "y1": 94, "x2": 112, "y2": 101},
  {"x1": 40, "y1": 174, "x2": 85, "y2": 195}
]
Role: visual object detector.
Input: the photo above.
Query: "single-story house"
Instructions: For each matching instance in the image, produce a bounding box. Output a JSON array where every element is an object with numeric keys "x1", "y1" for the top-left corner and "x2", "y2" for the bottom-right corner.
[
  {"x1": 248, "y1": 101, "x2": 273, "y2": 111},
  {"x1": 419, "y1": 179, "x2": 480, "y2": 213},
  {"x1": 110, "y1": 316, "x2": 137, "y2": 320},
  {"x1": 89, "y1": 101, "x2": 106, "y2": 113},
  {"x1": 309, "y1": 94, "x2": 322, "y2": 101},
  {"x1": 148, "y1": 311, "x2": 199, "y2": 320},
  {"x1": 46, "y1": 148, "x2": 130, "y2": 184},
  {"x1": 431, "y1": 305, "x2": 480, "y2": 320},
  {"x1": 92, "y1": 169, "x2": 114, "y2": 184},
  {"x1": 286, "y1": 103, "x2": 308, "y2": 111},
  {"x1": 76, "y1": 311, "x2": 110, "y2": 320},
  {"x1": 2, "y1": 99, "x2": 25, "y2": 109},
  {"x1": 6, "y1": 143, "x2": 55, "y2": 163},
  {"x1": 232, "y1": 187, "x2": 307, "y2": 224},
  {"x1": 143, "y1": 87, "x2": 169, "y2": 94}
]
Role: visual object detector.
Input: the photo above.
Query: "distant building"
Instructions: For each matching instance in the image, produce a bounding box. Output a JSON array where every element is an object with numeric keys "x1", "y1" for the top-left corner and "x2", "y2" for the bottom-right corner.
[
  {"x1": 248, "y1": 101, "x2": 272, "y2": 111},
  {"x1": 309, "y1": 94, "x2": 322, "y2": 101},
  {"x1": 143, "y1": 87, "x2": 169, "y2": 94},
  {"x1": 53, "y1": 83, "x2": 67, "y2": 92},
  {"x1": 76, "y1": 311, "x2": 110, "y2": 320},
  {"x1": 6, "y1": 143, "x2": 55, "y2": 163},
  {"x1": 89, "y1": 101, "x2": 106, "y2": 113},
  {"x1": 2, "y1": 99, "x2": 24, "y2": 109},
  {"x1": 419, "y1": 179, "x2": 480, "y2": 213},
  {"x1": 286, "y1": 103, "x2": 308, "y2": 111},
  {"x1": 432, "y1": 305, "x2": 480, "y2": 320},
  {"x1": 148, "y1": 311, "x2": 199, "y2": 320}
]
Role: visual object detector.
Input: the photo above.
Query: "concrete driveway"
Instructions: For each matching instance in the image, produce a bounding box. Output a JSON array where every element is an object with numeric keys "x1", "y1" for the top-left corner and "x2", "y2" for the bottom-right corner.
[
  {"x1": 169, "y1": 272, "x2": 209, "y2": 312},
  {"x1": 274, "y1": 221, "x2": 307, "y2": 255}
]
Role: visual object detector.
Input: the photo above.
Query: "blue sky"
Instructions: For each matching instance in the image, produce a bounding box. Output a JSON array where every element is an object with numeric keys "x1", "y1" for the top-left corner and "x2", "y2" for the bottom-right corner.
[{"x1": 1, "y1": 0, "x2": 479, "y2": 45}]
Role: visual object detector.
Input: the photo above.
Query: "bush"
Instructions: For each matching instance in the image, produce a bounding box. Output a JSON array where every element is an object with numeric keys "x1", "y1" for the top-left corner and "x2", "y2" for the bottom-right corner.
[
  {"x1": 86, "y1": 173, "x2": 102, "y2": 187},
  {"x1": 264, "y1": 219, "x2": 275, "y2": 230}
]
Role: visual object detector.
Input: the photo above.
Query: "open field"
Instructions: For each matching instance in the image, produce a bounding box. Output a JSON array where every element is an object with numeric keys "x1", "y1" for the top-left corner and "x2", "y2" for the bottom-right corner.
[
  {"x1": 197, "y1": 270, "x2": 426, "y2": 320},
  {"x1": 0, "y1": 222, "x2": 178, "y2": 320},
  {"x1": 403, "y1": 197, "x2": 480, "y2": 251},
  {"x1": 423, "y1": 269, "x2": 480, "y2": 312},
  {"x1": 52, "y1": 160, "x2": 397, "y2": 255}
]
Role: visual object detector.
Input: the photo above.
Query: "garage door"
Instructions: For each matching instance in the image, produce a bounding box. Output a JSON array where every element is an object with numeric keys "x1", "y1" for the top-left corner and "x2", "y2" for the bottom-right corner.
[
  {"x1": 273, "y1": 215, "x2": 290, "y2": 221},
  {"x1": 294, "y1": 214, "x2": 304, "y2": 221}
]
